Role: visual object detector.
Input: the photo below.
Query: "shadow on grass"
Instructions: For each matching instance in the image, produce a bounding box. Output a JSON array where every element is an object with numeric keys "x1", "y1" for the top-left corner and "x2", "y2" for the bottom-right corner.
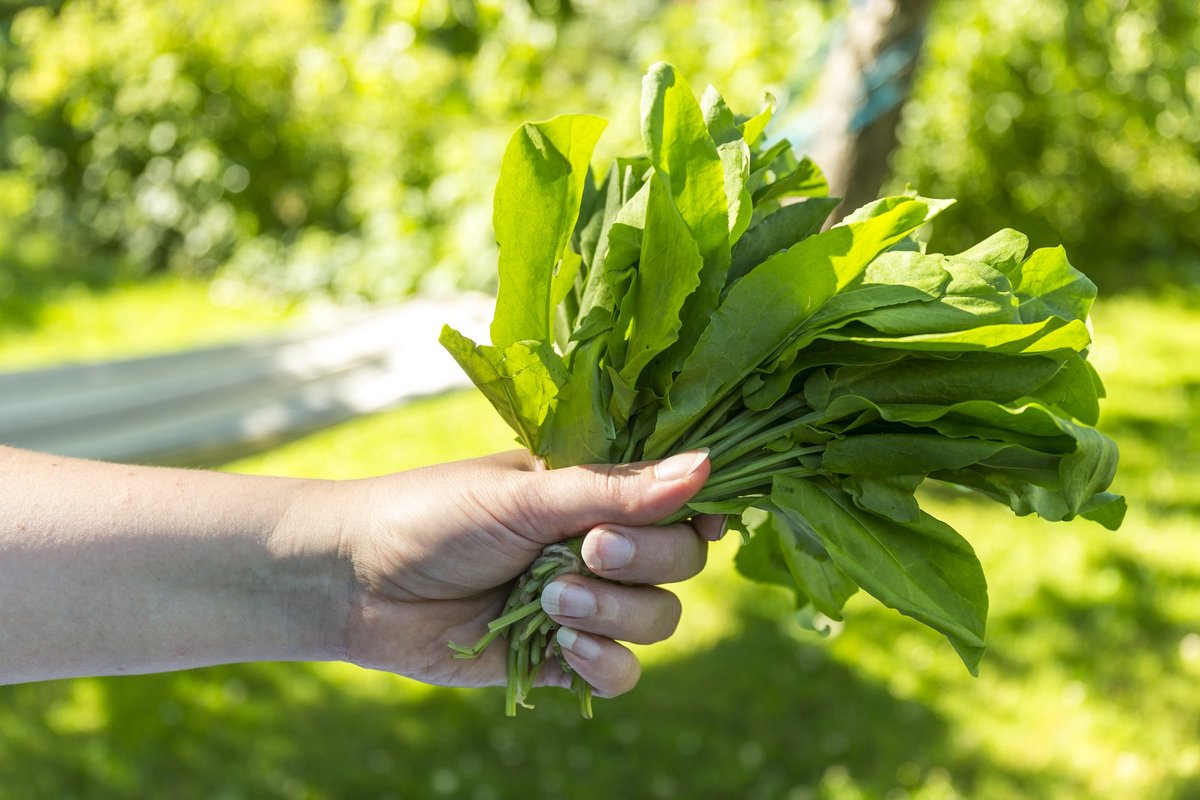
[{"x1": 0, "y1": 607, "x2": 1084, "y2": 800}]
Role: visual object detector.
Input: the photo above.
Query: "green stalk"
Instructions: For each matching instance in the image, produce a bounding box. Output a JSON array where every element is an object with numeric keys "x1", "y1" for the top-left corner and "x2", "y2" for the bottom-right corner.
[
  {"x1": 668, "y1": 392, "x2": 744, "y2": 455},
  {"x1": 711, "y1": 446, "x2": 823, "y2": 487},
  {"x1": 710, "y1": 419, "x2": 823, "y2": 473},
  {"x1": 702, "y1": 396, "x2": 810, "y2": 459}
]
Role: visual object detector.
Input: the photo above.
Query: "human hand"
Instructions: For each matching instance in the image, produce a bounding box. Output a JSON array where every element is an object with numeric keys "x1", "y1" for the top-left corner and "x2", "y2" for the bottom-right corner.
[{"x1": 327, "y1": 449, "x2": 722, "y2": 699}]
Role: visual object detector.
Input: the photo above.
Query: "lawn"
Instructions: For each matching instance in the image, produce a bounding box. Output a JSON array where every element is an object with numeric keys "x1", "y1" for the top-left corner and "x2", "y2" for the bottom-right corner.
[{"x1": 0, "y1": 290, "x2": 1197, "y2": 799}]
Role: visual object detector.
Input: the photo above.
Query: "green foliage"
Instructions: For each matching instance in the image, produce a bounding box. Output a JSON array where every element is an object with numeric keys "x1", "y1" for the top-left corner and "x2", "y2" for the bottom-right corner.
[{"x1": 893, "y1": 0, "x2": 1200, "y2": 290}]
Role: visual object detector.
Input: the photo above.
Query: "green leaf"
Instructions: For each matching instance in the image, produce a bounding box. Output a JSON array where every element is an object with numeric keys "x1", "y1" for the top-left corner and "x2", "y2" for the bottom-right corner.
[
  {"x1": 720, "y1": 140, "x2": 754, "y2": 242},
  {"x1": 699, "y1": 85, "x2": 740, "y2": 145},
  {"x1": 726, "y1": 198, "x2": 841, "y2": 288},
  {"x1": 821, "y1": 316, "x2": 1091, "y2": 356},
  {"x1": 836, "y1": 195, "x2": 954, "y2": 226},
  {"x1": 841, "y1": 474, "x2": 924, "y2": 523},
  {"x1": 1025, "y1": 353, "x2": 1101, "y2": 425},
  {"x1": 641, "y1": 62, "x2": 733, "y2": 380},
  {"x1": 491, "y1": 114, "x2": 608, "y2": 347},
  {"x1": 743, "y1": 341, "x2": 908, "y2": 411},
  {"x1": 1008, "y1": 246, "x2": 1098, "y2": 324},
  {"x1": 932, "y1": 464, "x2": 1073, "y2": 524},
  {"x1": 822, "y1": 433, "x2": 1013, "y2": 477},
  {"x1": 955, "y1": 228, "x2": 1028, "y2": 275},
  {"x1": 614, "y1": 172, "x2": 705, "y2": 388},
  {"x1": 803, "y1": 250, "x2": 953, "y2": 331},
  {"x1": 439, "y1": 326, "x2": 565, "y2": 454},
  {"x1": 688, "y1": 497, "x2": 764, "y2": 516},
  {"x1": 646, "y1": 196, "x2": 951, "y2": 457},
  {"x1": 605, "y1": 364, "x2": 638, "y2": 429},
  {"x1": 738, "y1": 92, "x2": 776, "y2": 145},
  {"x1": 808, "y1": 353, "x2": 1067, "y2": 410},
  {"x1": 1057, "y1": 423, "x2": 1120, "y2": 515},
  {"x1": 542, "y1": 338, "x2": 617, "y2": 467},
  {"x1": 641, "y1": 63, "x2": 729, "y2": 258},
  {"x1": 734, "y1": 516, "x2": 800, "y2": 599},
  {"x1": 770, "y1": 505, "x2": 859, "y2": 619},
  {"x1": 852, "y1": 259, "x2": 1021, "y2": 335},
  {"x1": 1079, "y1": 493, "x2": 1127, "y2": 531},
  {"x1": 819, "y1": 395, "x2": 1079, "y2": 453},
  {"x1": 772, "y1": 476, "x2": 989, "y2": 674},
  {"x1": 751, "y1": 157, "x2": 828, "y2": 206},
  {"x1": 699, "y1": 86, "x2": 754, "y2": 240}
]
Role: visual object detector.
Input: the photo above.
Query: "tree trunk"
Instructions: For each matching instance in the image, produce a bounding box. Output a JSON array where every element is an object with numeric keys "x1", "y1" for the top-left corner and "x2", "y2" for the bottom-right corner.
[{"x1": 809, "y1": 0, "x2": 936, "y2": 223}]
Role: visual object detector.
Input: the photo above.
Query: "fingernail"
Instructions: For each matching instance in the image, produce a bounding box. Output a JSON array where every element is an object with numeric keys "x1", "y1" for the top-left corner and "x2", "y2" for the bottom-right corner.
[
  {"x1": 654, "y1": 448, "x2": 709, "y2": 482},
  {"x1": 541, "y1": 581, "x2": 597, "y2": 618},
  {"x1": 584, "y1": 528, "x2": 634, "y2": 571},
  {"x1": 697, "y1": 515, "x2": 729, "y2": 542},
  {"x1": 557, "y1": 626, "x2": 601, "y2": 660}
]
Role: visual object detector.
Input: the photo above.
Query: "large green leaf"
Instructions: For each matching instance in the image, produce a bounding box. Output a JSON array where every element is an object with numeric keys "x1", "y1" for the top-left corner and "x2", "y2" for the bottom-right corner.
[
  {"x1": 698, "y1": 85, "x2": 754, "y2": 241},
  {"x1": 1024, "y1": 353, "x2": 1102, "y2": 425},
  {"x1": 805, "y1": 353, "x2": 1066, "y2": 410},
  {"x1": 772, "y1": 476, "x2": 989, "y2": 673},
  {"x1": 820, "y1": 316, "x2": 1091, "y2": 356},
  {"x1": 726, "y1": 198, "x2": 841, "y2": 288},
  {"x1": 819, "y1": 395, "x2": 1081, "y2": 453},
  {"x1": 751, "y1": 157, "x2": 828, "y2": 206},
  {"x1": 734, "y1": 515, "x2": 800, "y2": 599},
  {"x1": 640, "y1": 62, "x2": 733, "y2": 379},
  {"x1": 615, "y1": 173, "x2": 705, "y2": 388},
  {"x1": 821, "y1": 433, "x2": 1013, "y2": 477},
  {"x1": 770, "y1": 504, "x2": 859, "y2": 619},
  {"x1": 491, "y1": 114, "x2": 607, "y2": 347},
  {"x1": 852, "y1": 259, "x2": 1021, "y2": 335}
]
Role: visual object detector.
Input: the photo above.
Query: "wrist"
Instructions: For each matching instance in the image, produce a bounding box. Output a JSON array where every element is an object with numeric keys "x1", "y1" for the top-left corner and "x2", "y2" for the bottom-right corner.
[{"x1": 268, "y1": 477, "x2": 358, "y2": 664}]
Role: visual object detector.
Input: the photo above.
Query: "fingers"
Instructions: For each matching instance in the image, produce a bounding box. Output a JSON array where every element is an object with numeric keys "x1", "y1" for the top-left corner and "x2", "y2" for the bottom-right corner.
[
  {"x1": 514, "y1": 450, "x2": 711, "y2": 543},
  {"x1": 541, "y1": 575, "x2": 681, "y2": 645},
  {"x1": 555, "y1": 627, "x2": 641, "y2": 698},
  {"x1": 579, "y1": 523, "x2": 707, "y2": 584}
]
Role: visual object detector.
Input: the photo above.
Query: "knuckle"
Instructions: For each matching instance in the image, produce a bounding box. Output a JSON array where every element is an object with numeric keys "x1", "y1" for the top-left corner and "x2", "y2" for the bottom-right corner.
[{"x1": 591, "y1": 463, "x2": 636, "y2": 517}]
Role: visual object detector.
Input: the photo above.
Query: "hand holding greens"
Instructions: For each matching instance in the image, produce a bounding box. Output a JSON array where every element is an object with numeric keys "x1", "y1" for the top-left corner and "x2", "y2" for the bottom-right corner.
[{"x1": 442, "y1": 63, "x2": 1124, "y2": 716}]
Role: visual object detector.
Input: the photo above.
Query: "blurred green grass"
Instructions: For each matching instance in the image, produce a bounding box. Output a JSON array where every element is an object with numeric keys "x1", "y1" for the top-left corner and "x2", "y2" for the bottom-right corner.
[
  {"x1": 0, "y1": 276, "x2": 295, "y2": 370},
  {"x1": 1, "y1": 292, "x2": 1197, "y2": 799}
]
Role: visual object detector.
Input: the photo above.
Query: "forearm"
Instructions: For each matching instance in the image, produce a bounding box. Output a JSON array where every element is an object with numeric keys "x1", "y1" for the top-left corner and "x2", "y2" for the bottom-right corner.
[{"x1": 0, "y1": 447, "x2": 352, "y2": 684}]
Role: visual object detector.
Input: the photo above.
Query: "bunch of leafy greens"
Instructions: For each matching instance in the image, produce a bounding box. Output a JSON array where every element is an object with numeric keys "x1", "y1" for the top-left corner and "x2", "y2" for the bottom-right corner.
[{"x1": 442, "y1": 63, "x2": 1125, "y2": 717}]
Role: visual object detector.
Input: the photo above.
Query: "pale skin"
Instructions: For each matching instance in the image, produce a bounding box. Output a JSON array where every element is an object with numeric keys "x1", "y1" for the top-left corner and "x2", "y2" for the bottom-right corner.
[{"x1": 0, "y1": 445, "x2": 722, "y2": 698}]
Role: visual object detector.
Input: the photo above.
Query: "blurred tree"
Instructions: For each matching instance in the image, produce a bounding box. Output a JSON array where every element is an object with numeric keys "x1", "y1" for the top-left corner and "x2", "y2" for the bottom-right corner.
[
  {"x1": 891, "y1": 0, "x2": 1200, "y2": 289},
  {"x1": 0, "y1": 0, "x2": 831, "y2": 309}
]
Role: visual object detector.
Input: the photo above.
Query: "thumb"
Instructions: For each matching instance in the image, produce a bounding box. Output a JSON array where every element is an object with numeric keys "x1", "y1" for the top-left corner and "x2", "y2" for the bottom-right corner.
[{"x1": 512, "y1": 449, "x2": 711, "y2": 543}]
